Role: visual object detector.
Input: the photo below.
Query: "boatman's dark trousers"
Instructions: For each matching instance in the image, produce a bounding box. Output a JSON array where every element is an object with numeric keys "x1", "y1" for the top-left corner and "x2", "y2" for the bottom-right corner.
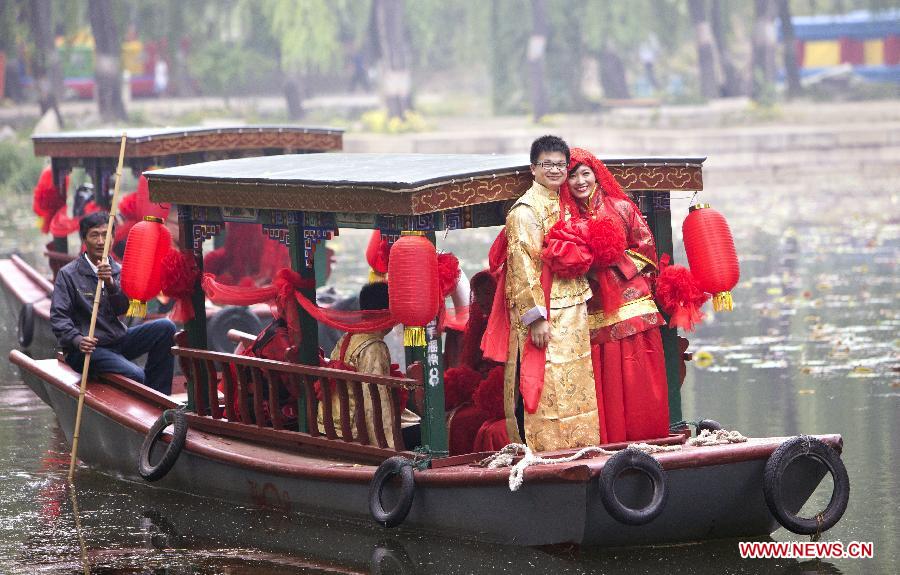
[{"x1": 65, "y1": 319, "x2": 177, "y2": 395}]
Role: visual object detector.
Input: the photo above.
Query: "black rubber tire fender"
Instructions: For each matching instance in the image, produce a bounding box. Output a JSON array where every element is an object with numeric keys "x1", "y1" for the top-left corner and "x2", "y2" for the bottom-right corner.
[
  {"x1": 17, "y1": 302, "x2": 34, "y2": 348},
  {"x1": 369, "y1": 456, "x2": 416, "y2": 528},
  {"x1": 763, "y1": 436, "x2": 850, "y2": 535},
  {"x1": 138, "y1": 409, "x2": 188, "y2": 482},
  {"x1": 697, "y1": 419, "x2": 723, "y2": 433},
  {"x1": 599, "y1": 448, "x2": 669, "y2": 526}
]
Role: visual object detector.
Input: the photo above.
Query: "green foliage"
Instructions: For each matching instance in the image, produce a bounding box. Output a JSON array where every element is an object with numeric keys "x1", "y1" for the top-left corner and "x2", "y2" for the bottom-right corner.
[
  {"x1": 259, "y1": 0, "x2": 347, "y2": 73},
  {"x1": 190, "y1": 40, "x2": 274, "y2": 98},
  {"x1": 488, "y1": 1, "x2": 529, "y2": 115},
  {"x1": 405, "y1": 1, "x2": 489, "y2": 70},
  {"x1": 0, "y1": 137, "x2": 44, "y2": 197}
]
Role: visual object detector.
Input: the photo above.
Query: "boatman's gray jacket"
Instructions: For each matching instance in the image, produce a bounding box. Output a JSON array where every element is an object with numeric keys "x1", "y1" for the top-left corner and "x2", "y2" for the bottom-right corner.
[{"x1": 50, "y1": 254, "x2": 129, "y2": 353}]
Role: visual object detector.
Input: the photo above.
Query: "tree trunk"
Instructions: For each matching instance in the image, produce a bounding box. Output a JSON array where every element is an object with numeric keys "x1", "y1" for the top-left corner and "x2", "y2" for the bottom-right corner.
[
  {"x1": 373, "y1": 0, "x2": 411, "y2": 119},
  {"x1": 164, "y1": 1, "x2": 186, "y2": 97},
  {"x1": 711, "y1": 0, "x2": 746, "y2": 97},
  {"x1": 751, "y1": 0, "x2": 777, "y2": 102},
  {"x1": 599, "y1": 44, "x2": 630, "y2": 100},
  {"x1": 688, "y1": 0, "x2": 719, "y2": 100},
  {"x1": 777, "y1": 0, "x2": 802, "y2": 99},
  {"x1": 284, "y1": 76, "x2": 304, "y2": 120},
  {"x1": 88, "y1": 0, "x2": 127, "y2": 121},
  {"x1": 27, "y1": 0, "x2": 64, "y2": 127},
  {"x1": 527, "y1": 0, "x2": 549, "y2": 121}
]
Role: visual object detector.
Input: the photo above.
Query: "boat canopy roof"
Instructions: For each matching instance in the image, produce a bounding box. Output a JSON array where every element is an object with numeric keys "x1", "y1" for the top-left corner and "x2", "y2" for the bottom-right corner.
[
  {"x1": 147, "y1": 153, "x2": 705, "y2": 218},
  {"x1": 33, "y1": 125, "x2": 343, "y2": 160}
]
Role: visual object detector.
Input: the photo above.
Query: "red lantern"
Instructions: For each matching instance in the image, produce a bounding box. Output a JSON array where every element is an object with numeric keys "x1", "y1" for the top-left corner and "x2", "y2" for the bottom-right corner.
[
  {"x1": 388, "y1": 233, "x2": 440, "y2": 346},
  {"x1": 683, "y1": 204, "x2": 740, "y2": 311},
  {"x1": 121, "y1": 216, "x2": 172, "y2": 317}
]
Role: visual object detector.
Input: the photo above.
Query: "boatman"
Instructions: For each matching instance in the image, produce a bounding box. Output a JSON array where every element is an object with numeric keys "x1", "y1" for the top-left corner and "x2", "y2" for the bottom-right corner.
[{"x1": 50, "y1": 211, "x2": 177, "y2": 395}]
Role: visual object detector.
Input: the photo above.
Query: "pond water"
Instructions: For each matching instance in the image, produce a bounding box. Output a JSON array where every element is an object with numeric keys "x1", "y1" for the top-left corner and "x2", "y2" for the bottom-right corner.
[{"x1": 0, "y1": 165, "x2": 896, "y2": 574}]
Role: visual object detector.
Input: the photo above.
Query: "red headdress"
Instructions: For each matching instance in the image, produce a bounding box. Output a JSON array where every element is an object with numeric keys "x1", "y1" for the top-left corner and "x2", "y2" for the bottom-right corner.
[{"x1": 561, "y1": 147, "x2": 638, "y2": 218}]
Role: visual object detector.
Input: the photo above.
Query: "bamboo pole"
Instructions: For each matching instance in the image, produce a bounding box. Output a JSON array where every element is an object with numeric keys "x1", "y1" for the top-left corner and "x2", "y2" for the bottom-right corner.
[{"x1": 68, "y1": 133, "x2": 127, "y2": 482}]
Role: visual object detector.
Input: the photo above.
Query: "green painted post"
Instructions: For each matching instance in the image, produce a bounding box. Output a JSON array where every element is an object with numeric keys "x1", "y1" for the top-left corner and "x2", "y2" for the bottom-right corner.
[
  {"x1": 421, "y1": 318, "x2": 448, "y2": 456},
  {"x1": 288, "y1": 216, "x2": 317, "y2": 433},
  {"x1": 641, "y1": 190, "x2": 683, "y2": 425}
]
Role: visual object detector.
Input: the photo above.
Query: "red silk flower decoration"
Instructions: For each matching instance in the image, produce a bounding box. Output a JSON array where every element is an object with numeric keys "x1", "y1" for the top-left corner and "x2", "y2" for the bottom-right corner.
[
  {"x1": 33, "y1": 167, "x2": 67, "y2": 234},
  {"x1": 121, "y1": 216, "x2": 172, "y2": 318},
  {"x1": 388, "y1": 234, "x2": 440, "y2": 346},
  {"x1": 541, "y1": 219, "x2": 593, "y2": 279},
  {"x1": 437, "y1": 252, "x2": 461, "y2": 297},
  {"x1": 473, "y1": 365, "x2": 506, "y2": 420},
  {"x1": 587, "y1": 215, "x2": 626, "y2": 268},
  {"x1": 366, "y1": 230, "x2": 390, "y2": 280},
  {"x1": 160, "y1": 248, "x2": 200, "y2": 322},
  {"x1": 656, "y1": 263, "x2": 709, "y2": 331},
  {"x1": 443, "y1": 366, "x2": 482, "y2": 411},
  {"x1": 683, "y1": 204, "x2": 740, "y2": 311}
]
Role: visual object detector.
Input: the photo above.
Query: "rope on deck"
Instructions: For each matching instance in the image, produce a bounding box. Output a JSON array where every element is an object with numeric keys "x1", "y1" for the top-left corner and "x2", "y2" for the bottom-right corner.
[
  {"x1": 685, "y1": 428, "x2": 748, "y2": 446},
  {"x1": 478, "y1": 442, "x2": 682, "y2": 492},
  {"x1": 480, "y1": 427, "x2": 749, "y2": 492}
]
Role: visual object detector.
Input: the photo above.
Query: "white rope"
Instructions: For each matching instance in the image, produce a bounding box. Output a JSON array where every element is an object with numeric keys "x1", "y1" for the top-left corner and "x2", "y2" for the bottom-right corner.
[
  {"x1": 480, "y1": 427, "x2": 749, "y2": 491},
  {"x1": 479, "y1": 442, "x2": 682, "y2": 492},
  {"x1": 685, "y1": 428, "x2": 748, "y2": 447}
]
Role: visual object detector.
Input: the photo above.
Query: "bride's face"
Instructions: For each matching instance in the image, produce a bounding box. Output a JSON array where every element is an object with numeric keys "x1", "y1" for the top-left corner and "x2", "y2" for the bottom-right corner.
[{"x1": 568, "y1": 164, "x2": 596, "y2": 201}]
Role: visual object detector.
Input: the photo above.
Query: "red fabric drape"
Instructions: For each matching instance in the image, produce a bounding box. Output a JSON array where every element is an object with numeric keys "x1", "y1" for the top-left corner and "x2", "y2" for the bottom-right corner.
[
  {"x1": 519, "y1": 263, "x2": 552, "y2": 414},
  {"x1": 481, "y1": 230, "x2": 511, "y2": 363},
  {"x1": 202, "y1": 269, "x2": 396, "y2": 335}
]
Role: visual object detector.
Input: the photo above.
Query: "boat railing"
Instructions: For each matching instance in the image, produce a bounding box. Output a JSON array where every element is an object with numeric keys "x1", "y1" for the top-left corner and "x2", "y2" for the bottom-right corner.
[{"x1": 170, "y1": 342, "x2": 422, "y2": 459}]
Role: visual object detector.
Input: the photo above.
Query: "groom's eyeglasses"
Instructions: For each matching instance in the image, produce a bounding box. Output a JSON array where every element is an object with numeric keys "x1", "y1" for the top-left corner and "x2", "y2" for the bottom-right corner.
[{"x1": 534, "y1": 161, "x2": 567, "y2": 171}]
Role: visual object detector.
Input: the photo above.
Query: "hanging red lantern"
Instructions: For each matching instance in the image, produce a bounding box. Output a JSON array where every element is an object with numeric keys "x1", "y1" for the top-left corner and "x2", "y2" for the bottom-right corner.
[
  {"x1": 388, "y1": 233, "x2": 440, "y2": 346},
  {"x1": 683, "y1": 204, "x2": 740, "y2": 311},
  {"x1": 121, "y1": 216, "x2": 172, "y2": 318}
]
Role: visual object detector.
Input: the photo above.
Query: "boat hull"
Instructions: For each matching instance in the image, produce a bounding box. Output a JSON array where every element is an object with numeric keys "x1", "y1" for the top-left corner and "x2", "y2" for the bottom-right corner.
[{"x1": 10, "y1": 350, "x2": 839, "y2": 547}]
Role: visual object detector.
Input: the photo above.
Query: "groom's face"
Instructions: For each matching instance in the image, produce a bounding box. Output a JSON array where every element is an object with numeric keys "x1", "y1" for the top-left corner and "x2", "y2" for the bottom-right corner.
[{"x1": 531, "y1": 151, "x2": 568, "y2": 192}]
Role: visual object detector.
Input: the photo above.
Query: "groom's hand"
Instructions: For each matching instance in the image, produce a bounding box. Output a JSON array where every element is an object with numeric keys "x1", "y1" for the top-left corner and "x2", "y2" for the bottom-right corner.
[{"x1": 530, "y1": 319, "x2": 551, "y2": 349}]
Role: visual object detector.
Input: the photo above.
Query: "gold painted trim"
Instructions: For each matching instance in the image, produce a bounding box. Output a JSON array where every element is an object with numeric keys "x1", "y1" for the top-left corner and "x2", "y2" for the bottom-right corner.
[
  {"x1": 626, "y1": 249, "x2": 657, "y2": 271},
  {"x1": 588, "y1": 296, "x2": 659, "y2": 329}
]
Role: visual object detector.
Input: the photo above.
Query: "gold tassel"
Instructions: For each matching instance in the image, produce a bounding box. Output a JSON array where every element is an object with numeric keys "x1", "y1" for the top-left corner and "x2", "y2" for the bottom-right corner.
[
  {"x1": 403, "y1": 326, "x2": 426, "y2": 347},
  {"x1": 712, "y1": 291, "x2": 733, "y2": 312},
  {"x1": 368, "y1": 269, "x2": 387, "y2": 283},
  {"x1": 126, "y1": 299, "x2": 147, "y2": 318}
]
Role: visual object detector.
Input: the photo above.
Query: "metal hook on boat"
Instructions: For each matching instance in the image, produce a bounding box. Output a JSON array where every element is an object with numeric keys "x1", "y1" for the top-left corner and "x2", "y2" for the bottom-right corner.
[
  {"x1": 138, "y1": 409, "x2": 188, "y2": 481},
  {"x1": 598, "y1": 448, "x2": 669, "y2": 526},
  {"x1": 763, "y1": 436, "x2": 850, "y2": 535},
  {"x1": 369, "y1": 456, "x2": 416, "y2": 528}
]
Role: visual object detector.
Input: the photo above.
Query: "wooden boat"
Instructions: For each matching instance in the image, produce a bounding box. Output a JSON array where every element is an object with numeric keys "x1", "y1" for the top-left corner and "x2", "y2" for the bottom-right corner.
[
  {"x1": 8, "y1": 153, "x2": 850, "y2": 547},
  {"x1": 1, "y1": 125, "x2": 343, "y2": 356}
]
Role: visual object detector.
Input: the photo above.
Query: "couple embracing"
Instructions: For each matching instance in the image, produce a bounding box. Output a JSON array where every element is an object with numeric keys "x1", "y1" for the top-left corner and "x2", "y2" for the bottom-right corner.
[{"x1": 485, "y1": 135, "x2": 669, "y2": 452}]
